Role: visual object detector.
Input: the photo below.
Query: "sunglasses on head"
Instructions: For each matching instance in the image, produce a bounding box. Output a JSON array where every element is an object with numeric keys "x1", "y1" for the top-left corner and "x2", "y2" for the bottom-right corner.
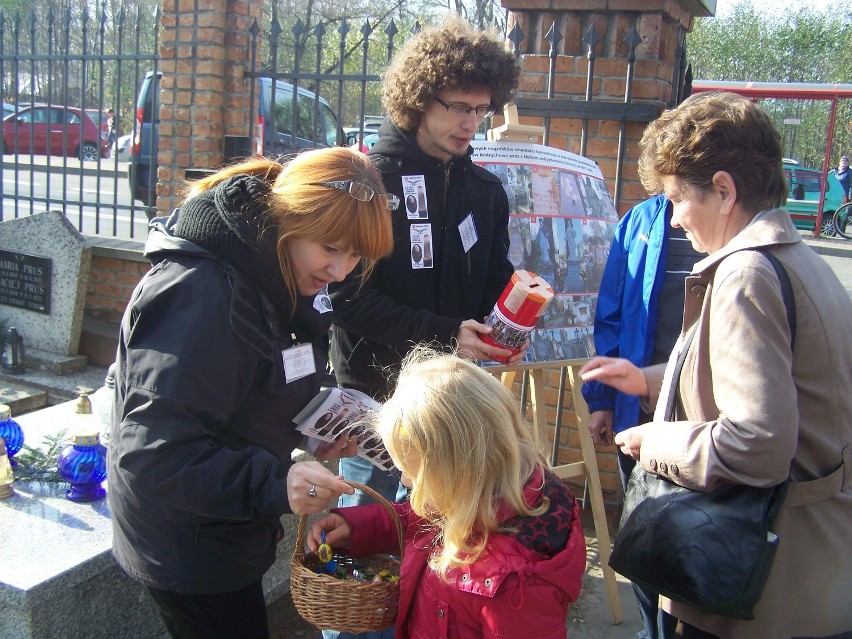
[{"x1": 311, "y1": 180, "x2": 400, "y2": 211}]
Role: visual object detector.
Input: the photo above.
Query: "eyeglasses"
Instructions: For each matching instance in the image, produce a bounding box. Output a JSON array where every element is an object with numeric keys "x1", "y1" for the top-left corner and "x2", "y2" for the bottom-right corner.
[
  {"x1": 433, "y1": 96, "x2": 496, "y2": 118},
  {"x1": 311, "y1": 180, "x2": 400, "y2": 211}
]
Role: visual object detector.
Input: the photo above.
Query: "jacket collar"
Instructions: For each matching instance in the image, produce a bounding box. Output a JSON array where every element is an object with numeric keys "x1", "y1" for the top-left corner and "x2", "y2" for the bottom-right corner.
[{"x1": 369, "y1": 120, "x2": 473, "y2": 174}]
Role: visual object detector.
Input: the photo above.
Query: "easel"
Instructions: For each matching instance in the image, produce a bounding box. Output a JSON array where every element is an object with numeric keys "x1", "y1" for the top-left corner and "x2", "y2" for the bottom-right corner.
[
  {"x1": 487, "y1": 104, "x2": 548, "y2": 142},
  {"x1": 484, "y1": 108, "x2": 623, "y2": 625}
]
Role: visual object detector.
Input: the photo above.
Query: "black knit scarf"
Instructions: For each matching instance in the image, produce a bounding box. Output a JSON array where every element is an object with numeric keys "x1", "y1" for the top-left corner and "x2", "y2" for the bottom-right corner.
[{"x1": 173, "y1": 174, "x2": 331, "y2": 342}]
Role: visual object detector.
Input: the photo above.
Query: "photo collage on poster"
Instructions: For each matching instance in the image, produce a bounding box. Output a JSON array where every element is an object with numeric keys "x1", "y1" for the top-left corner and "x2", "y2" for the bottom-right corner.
[{"x1": 472, "y1": 141, "x2": 619, "y2": 364}]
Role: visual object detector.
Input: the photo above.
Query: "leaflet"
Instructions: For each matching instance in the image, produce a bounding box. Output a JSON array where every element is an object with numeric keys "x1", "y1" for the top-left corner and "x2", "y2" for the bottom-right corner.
[{"x1": 293, "y1": 387, "x2": 394, "y2": 471}]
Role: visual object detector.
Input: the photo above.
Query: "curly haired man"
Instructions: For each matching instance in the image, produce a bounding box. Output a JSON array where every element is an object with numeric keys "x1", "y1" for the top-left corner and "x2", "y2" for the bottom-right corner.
[{"x1": 328, "y1": 18, "x2": 524, "y2": 638}]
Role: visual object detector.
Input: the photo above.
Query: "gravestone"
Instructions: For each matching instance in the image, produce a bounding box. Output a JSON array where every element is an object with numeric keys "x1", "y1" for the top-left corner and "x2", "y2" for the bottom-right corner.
[{"x1": 0, "y1": 211, "x2": 91, "y2": 357}]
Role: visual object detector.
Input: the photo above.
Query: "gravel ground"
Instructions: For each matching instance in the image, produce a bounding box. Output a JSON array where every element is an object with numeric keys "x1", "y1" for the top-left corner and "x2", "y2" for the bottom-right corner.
[{"x1": 268, "y1": 592, "x2": 324, "y2": 638}]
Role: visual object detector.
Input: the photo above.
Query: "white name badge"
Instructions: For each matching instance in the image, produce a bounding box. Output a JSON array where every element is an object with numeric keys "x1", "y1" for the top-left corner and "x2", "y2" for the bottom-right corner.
[
  {"x1": 313, "y1": 285, "x2": 333, "y2": 314},
  {"x1": 458, "y1": 213, "x2": 478, "y2": 253},
  {"x1": 282, "y1": 343, "x2": 316, "y2": 383}
]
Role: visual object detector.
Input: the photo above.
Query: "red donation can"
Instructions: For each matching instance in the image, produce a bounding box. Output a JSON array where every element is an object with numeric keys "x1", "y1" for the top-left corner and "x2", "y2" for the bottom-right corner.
[{"x1": 479, "y1": 270, "x2": 554, "y2": 363}]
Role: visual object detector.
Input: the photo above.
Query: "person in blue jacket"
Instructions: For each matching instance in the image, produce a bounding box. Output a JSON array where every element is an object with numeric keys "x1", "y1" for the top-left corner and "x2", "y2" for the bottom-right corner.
[
  {"x1": 581, "y1": 193, "x2": 700, "y2": 639},
  {"x1": 831, "y1": 155, "x2": 851, "y2": 203}
]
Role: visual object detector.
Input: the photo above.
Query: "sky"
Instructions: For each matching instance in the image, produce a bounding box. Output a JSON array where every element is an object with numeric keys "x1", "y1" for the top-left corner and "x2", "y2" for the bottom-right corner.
[{"x1": 713, "y1": 0, "x2": 832, "y2": 18}]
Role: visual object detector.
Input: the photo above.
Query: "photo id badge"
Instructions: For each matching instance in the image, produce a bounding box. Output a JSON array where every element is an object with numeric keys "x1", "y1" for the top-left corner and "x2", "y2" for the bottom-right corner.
[
  {"x1": 410, "y1": 223, "x2": 433, "y2": 269},
  {"x1": 401, "y1": 175, "x2": 428, "y2": 219},
  {"x1": 458, "y1": 213, "x2": 478, "y2": 253},
  {"x1": 282, "y1": 343, "x2": 316, "y2": 383},
  {"x1": 313, "y1": 285, "x2": 333, "y2": 314}
]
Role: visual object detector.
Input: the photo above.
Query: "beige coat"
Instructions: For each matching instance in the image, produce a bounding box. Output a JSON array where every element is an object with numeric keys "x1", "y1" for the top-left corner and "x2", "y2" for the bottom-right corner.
[{"x1": 640, "y1": 209, "x2": 852, "y2": 638}]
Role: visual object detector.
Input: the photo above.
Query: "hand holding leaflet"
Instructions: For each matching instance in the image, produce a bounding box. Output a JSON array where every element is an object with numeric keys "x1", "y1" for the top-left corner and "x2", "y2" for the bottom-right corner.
[{"x1": 293, "y1": 388, "x2": 394, "y2": 471}]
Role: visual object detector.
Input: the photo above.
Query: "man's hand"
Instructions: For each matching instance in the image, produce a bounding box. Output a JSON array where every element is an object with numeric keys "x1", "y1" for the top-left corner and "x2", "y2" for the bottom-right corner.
[
  {"x1": 588, "y1": 410, "x2": 614, "y2": 446},
  {"x1": 455, "y1": 319, "x2": 515, "y2": 362}
]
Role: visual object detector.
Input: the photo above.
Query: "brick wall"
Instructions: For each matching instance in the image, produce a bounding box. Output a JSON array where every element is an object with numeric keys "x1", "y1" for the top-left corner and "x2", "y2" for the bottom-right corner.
[
  {"x1": 85, "y1": 253, "x2": 150, "y2": 324},
  {"x1": 506, "y1": 1, "x2": 694, "y2": 215},
  {"x1": 79, "y1": 244, "x2": 149, "y2": 367},
  {"x1": 155, "y1": 0, "x2": 263, "y2": 213}
]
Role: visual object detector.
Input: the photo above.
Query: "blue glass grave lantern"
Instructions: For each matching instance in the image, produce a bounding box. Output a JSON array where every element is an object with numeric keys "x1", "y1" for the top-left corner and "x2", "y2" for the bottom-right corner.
[
  {"x1": 57, "y1": 394, "x2": 107, "y2": 502},
  {"x1": 0, "y1": 404, "x2": 24, "y2": 467}
]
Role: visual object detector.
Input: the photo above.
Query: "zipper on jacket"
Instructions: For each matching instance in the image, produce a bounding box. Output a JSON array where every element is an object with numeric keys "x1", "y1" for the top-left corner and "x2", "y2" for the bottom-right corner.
[
  {"x1": 441, "y1": 160, "x2": 474, "y2": 275},
  {"x1": 442, "y1": 161, "x2": 451, "y2": 234}
]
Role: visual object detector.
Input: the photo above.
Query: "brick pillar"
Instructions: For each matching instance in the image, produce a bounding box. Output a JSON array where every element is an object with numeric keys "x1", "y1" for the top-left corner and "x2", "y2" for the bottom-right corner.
[
  {"x1": 504, "y1": 0, "x2": 706, "y2": 214},
  {"x1": 502, "y1": 0, "x2": 709, "y2": 514},
  {"x1": 157, "y1": 0, "x2": 263, "y2": 212}
]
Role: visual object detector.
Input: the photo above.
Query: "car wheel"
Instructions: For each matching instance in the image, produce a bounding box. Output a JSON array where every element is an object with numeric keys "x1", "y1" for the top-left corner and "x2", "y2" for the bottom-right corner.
[
  {"x1": 79, "y1": 142, "x2": 99, "y2": 162},
  {"x1": 820, "y1": 214, "x2": 836, "y2": 237}
]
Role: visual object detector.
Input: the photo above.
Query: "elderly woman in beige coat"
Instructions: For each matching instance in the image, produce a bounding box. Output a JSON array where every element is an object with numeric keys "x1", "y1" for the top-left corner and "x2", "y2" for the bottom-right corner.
[{"x1": 581, "y1": 91, "x2": 852, "y2": 639}]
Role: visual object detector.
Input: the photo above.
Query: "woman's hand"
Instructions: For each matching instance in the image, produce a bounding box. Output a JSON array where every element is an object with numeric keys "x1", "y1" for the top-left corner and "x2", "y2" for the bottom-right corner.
[
  {"x1": 307, "y1": 513, "x2": 351, "y2": 552},
  {"x1": 287, "y1": 461, "x2": 354, "y2": 516},
  {"x1": 312, "y1": 434, "x2": 358, "y2": 462},
  {"x1": 579, "y1": 357, "x2": 649, "y2": 396},
  {"x1": 614, "y1": 425, "x2": 646, "y2": 460}
]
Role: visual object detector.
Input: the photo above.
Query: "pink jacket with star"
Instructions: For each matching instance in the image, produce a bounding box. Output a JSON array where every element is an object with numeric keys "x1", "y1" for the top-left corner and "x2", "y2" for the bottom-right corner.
[{"x1": 334, "y1": 467, "x2": 586, "y2": 639}]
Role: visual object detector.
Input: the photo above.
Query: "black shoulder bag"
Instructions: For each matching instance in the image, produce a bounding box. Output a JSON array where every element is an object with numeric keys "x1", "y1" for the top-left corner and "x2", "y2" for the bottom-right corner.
[{"x1": 607, "y1": 249, "x2": 794, "y2": 621}]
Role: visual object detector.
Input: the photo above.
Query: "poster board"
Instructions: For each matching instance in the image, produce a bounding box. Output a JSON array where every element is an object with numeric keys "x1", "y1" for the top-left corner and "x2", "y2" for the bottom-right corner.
[{"x1": 472, "y1": 141, "x2": 619, "y2": 364}]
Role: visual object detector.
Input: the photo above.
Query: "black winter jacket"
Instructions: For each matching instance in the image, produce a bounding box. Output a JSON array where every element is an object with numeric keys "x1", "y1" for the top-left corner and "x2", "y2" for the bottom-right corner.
[
  {"x1": 330, "y1": 123, "x2": 513, "y2": 399},
  {"x1": 109, "y1": 206, "x2": 331, "y2": 594}
]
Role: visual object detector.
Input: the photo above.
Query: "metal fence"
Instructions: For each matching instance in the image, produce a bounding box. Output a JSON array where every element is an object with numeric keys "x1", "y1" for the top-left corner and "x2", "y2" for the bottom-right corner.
[
  {"x1": 0, "y1": 5, "x2": 159, "y2": 239},
  {"x1": 1, "y1": 7, "x2": 679, "y2": 240}
]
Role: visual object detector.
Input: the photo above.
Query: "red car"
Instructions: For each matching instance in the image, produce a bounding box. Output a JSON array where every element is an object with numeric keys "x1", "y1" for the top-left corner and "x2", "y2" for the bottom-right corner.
[
  {"x1": 2, "y1": 105, "x2": 109, "y2": 161},
  {"x1": 85, "y1": 108, "x2": 111, "y2": 139}
]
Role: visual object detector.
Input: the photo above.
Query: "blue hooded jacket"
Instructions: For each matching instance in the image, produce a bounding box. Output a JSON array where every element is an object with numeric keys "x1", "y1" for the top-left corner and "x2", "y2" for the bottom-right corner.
[{"x1": 581, "y1": 194, "x2": 671, "y2": 433}]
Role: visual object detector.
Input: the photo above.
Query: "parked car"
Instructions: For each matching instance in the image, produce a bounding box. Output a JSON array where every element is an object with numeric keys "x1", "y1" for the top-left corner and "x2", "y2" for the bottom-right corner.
[
  {"x1": 343, "y1": 126, "x2": 378, "y2": 147},
  {"x1": 348, "y1": 131, "x2": 379, "y2": 154},
  {"x1": 85, "y1": 108, "x2": 111, "y2": 139},
  {"x1": 2, "y1": 105, "x2": 109, "y2": 161},
  {"x1": 115, "y1": 133, "x2": 131, "y2": 162},
  {"x1": 362, "y1": 115, "x2": 385, "y2": 128},
  {"x1": 129, "y1": 71, "x2": 344, "y2": 212},
  {"x1": 783, "y1": 161, "x2": 845, "y2": 236},
  {"x1": 2, "y1": 103, "x2": 16, "y2": 118}
]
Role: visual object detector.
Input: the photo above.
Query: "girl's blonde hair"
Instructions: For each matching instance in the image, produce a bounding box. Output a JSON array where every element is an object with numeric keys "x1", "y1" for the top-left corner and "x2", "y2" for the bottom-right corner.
[
  {"x1": 375, "y1": 347, "x2": 547, "y2": 581},
  {"x1": 183, "y1": 147, "x2": 394, "y2": 308}
]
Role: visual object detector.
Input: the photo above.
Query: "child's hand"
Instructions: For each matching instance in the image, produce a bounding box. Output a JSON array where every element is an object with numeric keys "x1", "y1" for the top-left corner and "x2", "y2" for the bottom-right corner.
[
  {"x1": 308, "y1": 513, "x2": 352, "y2": 552},
  {"x1": 312, "y1": 434, "x2": 358, "y2": 461}
]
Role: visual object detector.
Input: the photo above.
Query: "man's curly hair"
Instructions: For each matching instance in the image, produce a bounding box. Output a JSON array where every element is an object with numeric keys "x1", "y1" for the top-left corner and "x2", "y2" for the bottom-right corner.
[{"x1": 382, "y1": 16, "x2": 520, "y2": 131}]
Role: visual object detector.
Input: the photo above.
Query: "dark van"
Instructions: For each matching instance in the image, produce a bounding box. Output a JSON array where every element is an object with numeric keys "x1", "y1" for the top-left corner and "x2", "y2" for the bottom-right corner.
[{"x1": 129, "y1": 72, "x2": 343, "y2": 213}]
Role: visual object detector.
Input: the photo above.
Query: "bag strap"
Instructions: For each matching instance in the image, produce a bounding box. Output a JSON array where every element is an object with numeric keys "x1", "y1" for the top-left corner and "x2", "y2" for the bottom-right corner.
[
  {"x1": 754, "y1": 249, "x2": 796, "y2": 350},
  {"x1": 664, "y1": 248, "x2": 796, "y2": 421},
  {"x1": 664, "y1": 327, "x2": 696, "y2": 421}
]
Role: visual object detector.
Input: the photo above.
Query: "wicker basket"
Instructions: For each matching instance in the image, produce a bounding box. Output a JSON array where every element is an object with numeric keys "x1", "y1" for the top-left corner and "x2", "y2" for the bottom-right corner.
[{"x1": 289, "y1": 480, "x2": 405, "y2": 633}]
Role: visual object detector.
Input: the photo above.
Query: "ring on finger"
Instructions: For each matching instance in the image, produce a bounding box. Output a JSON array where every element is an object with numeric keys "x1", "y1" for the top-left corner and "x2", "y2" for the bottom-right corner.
[{"x1": 308, "y1": 484, "x2": 318, "y2": 497}]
